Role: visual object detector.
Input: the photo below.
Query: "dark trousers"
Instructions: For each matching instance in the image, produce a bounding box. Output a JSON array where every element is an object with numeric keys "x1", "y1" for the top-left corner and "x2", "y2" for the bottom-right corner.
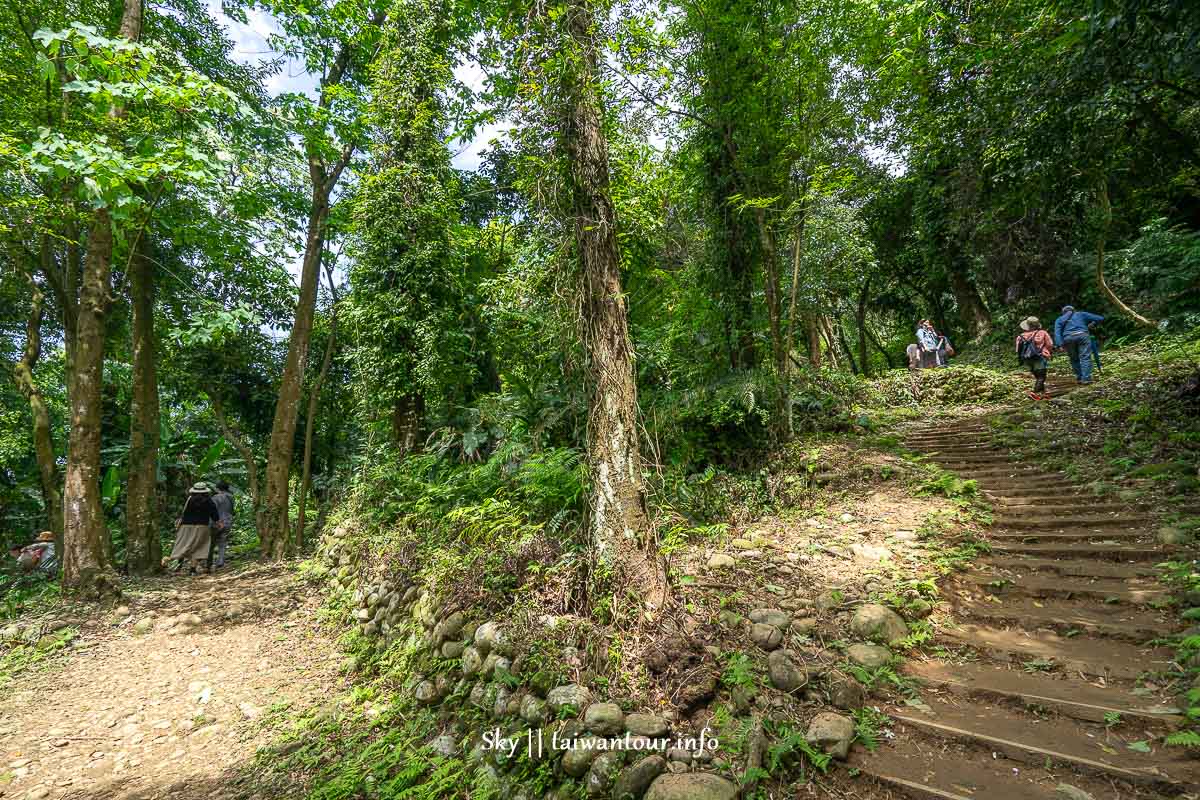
[{"x1": 1023, "y1": 356, "x2": 1048, "y2": 393}]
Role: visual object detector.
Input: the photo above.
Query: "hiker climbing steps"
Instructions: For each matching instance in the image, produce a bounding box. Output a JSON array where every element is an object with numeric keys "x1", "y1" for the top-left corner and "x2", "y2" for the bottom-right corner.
[{"x1": 857, "y1": 378, "x2": 1200, "y2": 799}]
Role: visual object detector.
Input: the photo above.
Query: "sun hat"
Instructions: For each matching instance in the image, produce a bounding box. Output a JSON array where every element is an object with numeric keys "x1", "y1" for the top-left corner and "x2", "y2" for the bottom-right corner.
[
  {"x1": 1062, "y1": 305, "x2": 1074, "y2": 313},
  {"x1": 36, "y1": 531, "x2": 55, "y2": 542},
  {"x1": 1020, "y1": 316, "x2": 1040, "y2": 331},
  {"x1": 189, "y1": 482, "x2": 212, "y2": 494}
]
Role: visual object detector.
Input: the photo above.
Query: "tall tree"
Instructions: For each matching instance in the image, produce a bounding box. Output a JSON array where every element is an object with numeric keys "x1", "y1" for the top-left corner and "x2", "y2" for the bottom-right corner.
[
  {"x1": 125, "y1": 237, "x2": 160, "y2": 574},
  {"x1": 256, "y1": 0, "x2": 385, "y2": 559},
  {"x1": 558, "y1": 0, "x2": 668, "y2": 610},
  {"x1": 61, "y1": 0, "x2": 144, "y2": 597},
  {"x1": 27, "y1": 16, "x2": 247, "y2": 594}
]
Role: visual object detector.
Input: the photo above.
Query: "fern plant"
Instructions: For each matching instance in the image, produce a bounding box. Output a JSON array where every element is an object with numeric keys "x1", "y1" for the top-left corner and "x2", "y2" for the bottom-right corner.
[
  {"x1": 720, "y1": 652, "x2": 759, "y2": 691},
  {"x1": 852, "y1": 707, "x2": 890, "y2": 752},
  {"x1": 763, "y1": 719, "x2": 831, "y2": 780}
]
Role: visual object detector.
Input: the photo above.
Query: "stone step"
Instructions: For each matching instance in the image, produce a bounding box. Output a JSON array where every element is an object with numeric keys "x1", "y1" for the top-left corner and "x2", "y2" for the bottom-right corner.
[
  {"x1": 908, "y1": 440, "x2": 996, "y2": 450},
  {"x1": 906, "y1": 434, "x2": 992, "y2": 445},
  {"x1": 992, "y1": 515, "x2": 1146, "y2": 530},
  {"x1": 979, "y1": 556, "x2": 1160, "y2": 579},
  {"x1": 916, "y1": 445, "x2": 1003, "y2": 454},
  {"x1": 935, "y1": 461, "x2": 1024, "y2": 472},
  {"x1": 961, "y1": 468, "x2": 1067, "y2": 480},
  {"x1": 855, "y1": 737, "x2": 1099, "y2": 799},
  {"x1": 950, "y1": 595, "x2": 1176, "y2": 642},
  {"x1": 927, "y1": 451, "x2": 1015, "y2": 461},
  {"x1": 904, "y1": 660, "x2": 1185, "y2": 727},
  {"x1": 959, "y1": 571, "x2": 1169, "y2": 606},
  {"x1": 988, "y1": 530, "x2": 1148, "y2": 542},
  {"x1": 991, "y1": 542, "x2": 1169, "y2": 561},
  {"x1": 939, "y1": 623, "x2": 1175, "y2": 680},
  {"x1": 887, "y1": 696, "x2": 1200, "y2": 790},
  {"x1": 991, "y1": 500, "x2": 1136, "y2": 513},
  {"x1": 980, "y1": 484, "x2": 1085, "y2": 497}
]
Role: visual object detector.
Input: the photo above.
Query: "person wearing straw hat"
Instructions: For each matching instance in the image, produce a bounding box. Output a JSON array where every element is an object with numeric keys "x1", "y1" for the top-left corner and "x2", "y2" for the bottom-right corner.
[
  {"x1": 171, "y1": 483, "x2": 219, "y2": 575},
  {"x1": 1016, "y1": 316, "x2": 1054, "y2": 399}
]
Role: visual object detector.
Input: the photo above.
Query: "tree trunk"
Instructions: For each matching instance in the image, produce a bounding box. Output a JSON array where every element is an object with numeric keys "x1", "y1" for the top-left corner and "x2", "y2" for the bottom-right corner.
[
  {"x1": 561, "y1": 0, "x2": 667, "y2": 613},
  {"x1": 62, "y1": 211, "x2": 120, "y2": 599},
  {"x1": 784, "y1": 210, "x2": 807, "y2": 373},
  {"x1": 8, "y1": 266, "x2": 64, "y2": 539},
  {"x1": 209, "y1": 391, "x2": 263, "y2": 535},
  {"x1": 126, "y1": 238, "x2": 160, "y2": 574},
  {"x1": 727, "y1": 212, "x2": 757, "y2": 371},
  {"x1": 261, "y1": 183, "x2": 330, "y2": 559},
  {"x1": 295, "y1": 289, "x2": 337, "y2": 553},
  {"x1": 819, "y1": 315, "x2": 840, "y2": 369},
  {"x1": 805, "y1": 313, "x2": 822, "y2": 368},
  {"x1": 948, "y1": 268, "x2": 991, "y2": 340},
  {"x1": 836, "y1": 317, "x2": 859, "y2": 374},
  {"x1": 1095, "y1": 182, "x2": 1156, "y2": 327},
  {"x1": 392, "y1": 392, "x2": 425, "y2": 455},
  {"x1": 753, "y1": 208, "x2": 790, "y2": 442},
  {"x1": 59, "y1": 0, "x2": 142, "y2": 598},
  {"x1": 855, "y1": 278, "x2": 872, "y2": 378}
]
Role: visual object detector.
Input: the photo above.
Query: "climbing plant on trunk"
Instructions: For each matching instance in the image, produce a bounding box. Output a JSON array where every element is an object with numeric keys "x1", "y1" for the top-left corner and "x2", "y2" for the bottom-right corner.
[
  {"x1": 255, "y1": 0, "x2": 385, "y2": 559},
  {"x1": 557, "y1": 0, "x2": 668, "y2": 613}
]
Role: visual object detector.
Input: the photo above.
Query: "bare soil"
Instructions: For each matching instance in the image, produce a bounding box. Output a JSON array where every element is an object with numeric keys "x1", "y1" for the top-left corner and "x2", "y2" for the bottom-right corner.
[{"x1": 0, "y1": 563, "x2": 342, "y2": 800}]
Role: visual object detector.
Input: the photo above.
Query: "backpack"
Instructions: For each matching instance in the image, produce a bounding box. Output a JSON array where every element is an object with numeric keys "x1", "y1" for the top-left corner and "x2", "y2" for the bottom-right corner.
[{"x1": 1017, "y1": 333, "x2": 1041, "y2": 362}]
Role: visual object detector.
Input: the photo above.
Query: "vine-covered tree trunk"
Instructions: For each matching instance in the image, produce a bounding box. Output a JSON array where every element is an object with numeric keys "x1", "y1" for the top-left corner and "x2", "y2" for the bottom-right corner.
[
  {"x1": 62, "y1": 211, "x2": 120, "y2": 598},
  {"x1": 126, "y1": 239, "x2": 160, "y2": 574},
  {"x1": 754, "y1": 209, "x2": 790, "y2": 442},
  {"x1": 9, "y1": 267, "x2": 64, "y2": 538},
  {"x1": 1095, "y1": 182, "x2": 1156, "y2": 327},
  {"x1": 295, "y1": 295, "x2": 337, "y2": 552},
  {"x1": 561, "y1": 0, "x2": 668, "y2": 613},
  {"x1": 262, "y1": 183, "x2": 330, "y2": 559},
  {"x1": 392, "y1": 392, "x2": 424, "y2": 455}
]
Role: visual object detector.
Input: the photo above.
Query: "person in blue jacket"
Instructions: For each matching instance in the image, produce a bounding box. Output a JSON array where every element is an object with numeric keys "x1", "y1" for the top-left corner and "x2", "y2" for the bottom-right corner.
[{"x1": 1053, "y1": 305, "x2": 1105, "y2": 384}]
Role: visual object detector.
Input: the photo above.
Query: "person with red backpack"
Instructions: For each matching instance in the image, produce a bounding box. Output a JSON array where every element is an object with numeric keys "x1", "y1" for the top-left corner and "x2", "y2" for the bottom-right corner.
[{"x1": 1016, "y1": 316, "x2": 1054, "y2": 399}]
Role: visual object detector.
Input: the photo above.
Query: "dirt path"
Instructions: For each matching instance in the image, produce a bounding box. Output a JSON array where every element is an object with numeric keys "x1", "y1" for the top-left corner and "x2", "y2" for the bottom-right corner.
[
  {"x1": 858, "y1": 378, "x2": 1200, "y2": 799},
  {"x1": 0, "y1": 564, "x2": 342, "y2": 800}
]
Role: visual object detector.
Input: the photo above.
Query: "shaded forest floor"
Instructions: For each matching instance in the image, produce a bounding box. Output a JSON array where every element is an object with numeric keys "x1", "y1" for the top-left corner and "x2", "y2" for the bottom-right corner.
[{"x1": 0, "y1": 564, "x2": 343, "y2": 800}]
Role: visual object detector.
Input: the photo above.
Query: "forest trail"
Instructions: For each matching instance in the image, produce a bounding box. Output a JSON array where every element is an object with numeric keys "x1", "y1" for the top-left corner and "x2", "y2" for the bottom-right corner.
[
  {"x1": 0, "y1": 565, "x2": 341, "y2": 800},
  {"x1": 858, "y1": 378, "x2": 1200, "y2": 799}
]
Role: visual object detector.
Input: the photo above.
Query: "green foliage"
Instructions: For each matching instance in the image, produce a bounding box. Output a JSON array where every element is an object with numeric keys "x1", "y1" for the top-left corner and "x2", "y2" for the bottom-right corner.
[
  {"x1": 845, "y1": 663, "x2": 911, "y2": 694},
  {"x1": 762, "y1": 718, "x2": 831, "y2": 780},
  {"x1": 720, "y1": 651, "x2": 758, "y2": 691},
  {"x1": 25, "y1": 24, "x2": 243, "y2": 214},
  {"x1": 0, "y1": 575, "x2": 61, "y2": 621},
  {"x1": 1165, "y1": 730, "x2": 1200, "y2": 749},
  {"x1": 0, "y1": 627, "x2": 76, "y2": 691},
  {"x1": 918, "y1": 470, "x2": 978, "y2": 499},
  {"x1": 852, "y1": 707, "x2": 890, "y2": 752},
  {"x1": 1108, "y1": 219, "x2": 1200, "y2": 328}
]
